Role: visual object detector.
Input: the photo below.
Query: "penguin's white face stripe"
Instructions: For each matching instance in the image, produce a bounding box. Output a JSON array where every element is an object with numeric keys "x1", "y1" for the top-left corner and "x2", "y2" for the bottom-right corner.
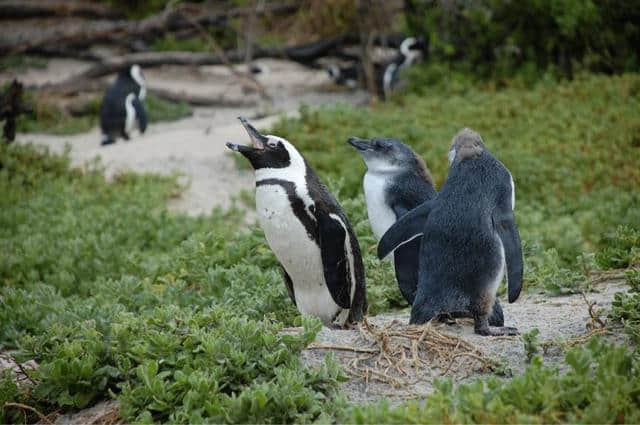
[
  {"x1": 448, "y1": 148, "x2": 456, "y2": 165},
  {"x1": 255, "y1": 135, "x2": 315, "y2": 216},
  {"x1": 509, "y1": 173, "x2": 515, "y2": 210},
  {"x1": 399, "y1": 37, "x2": 417, "y2": 56},
  {"x1": 383, "y1": 63, "x2": 397, "y2": 97}
]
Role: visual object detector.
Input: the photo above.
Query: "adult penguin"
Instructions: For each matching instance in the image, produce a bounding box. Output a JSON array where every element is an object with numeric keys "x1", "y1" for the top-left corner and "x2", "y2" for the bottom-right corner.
[
  {"x1": 227, "y1": 117, "x2": 367, "y2": 328},
  {"x1": 100, "y1": 64, "x2": 147, "y2": 146},
  {"x1": 378, "y1": 128, "x2": 523, "y2": 336}
]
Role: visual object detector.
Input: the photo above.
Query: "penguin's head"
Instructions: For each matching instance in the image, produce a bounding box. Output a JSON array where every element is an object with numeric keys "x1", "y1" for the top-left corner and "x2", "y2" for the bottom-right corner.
[
  {"x1": 399, "y1": 36, "x2": 426, "y2": 58},
  {"x1": 448, "y1": 128, "x2": 485, "y2": 165},
  {"x1": 226, "y1": 117, "x2": 293, "y2": 170},
  {"x1": 348, "y1": 137, "x2": 425, "y2": 174}
]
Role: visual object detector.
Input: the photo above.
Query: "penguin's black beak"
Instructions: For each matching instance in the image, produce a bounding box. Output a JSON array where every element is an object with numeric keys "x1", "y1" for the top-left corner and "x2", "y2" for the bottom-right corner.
[
  {"x1": 227, "y1": 117, "x2": 269, "y2": 154},
  {"x1": 348, "y1": 137, "x2": 373, "y2": 152},
  {"x1": 239, "y1": 116, "x2": 268, "y2": 150}
]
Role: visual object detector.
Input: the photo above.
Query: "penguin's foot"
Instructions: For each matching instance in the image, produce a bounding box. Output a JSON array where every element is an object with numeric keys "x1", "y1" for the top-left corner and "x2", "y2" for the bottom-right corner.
[
  {"x1": 474, "y1": 326, "x2": 519, "y2": 336},
  {"x1": 101, "y1": 139, "x2": 115, "y2": 146},
  {"x1": 436, "y1": 313, "x2": 457, "y2": 325}
]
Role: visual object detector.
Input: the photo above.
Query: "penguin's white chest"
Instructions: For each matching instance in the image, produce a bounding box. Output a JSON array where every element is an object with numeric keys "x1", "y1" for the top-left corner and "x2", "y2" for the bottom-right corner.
[
  {"x1": 255, "y1": 183, "x2": 343, "y2": 325},
  {"x1": 364, "y1": 172, "x2": 397, "y2": 240},
  {"x1": 124, "y1": 93, "x2": 136, "y2": 134}
]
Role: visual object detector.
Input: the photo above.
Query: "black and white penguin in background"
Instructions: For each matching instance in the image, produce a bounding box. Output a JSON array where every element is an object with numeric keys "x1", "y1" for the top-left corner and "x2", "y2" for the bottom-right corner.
[
  {"x1": 226, "y1": 117, "x2": 367, "y2": 328},
  {"x1": 326, "y1": 36, "x2": 426, "y2": 98},
  {"x1": 100, "y1": 64, "x2": 147, "y2": 146},
  {"x1": 378, "y1": 128, "x2": 523, "y2": 336},
  {"x1": 348, "y1": 136, "x2": 505, "y2": 326},
  {"x1": 377, "y1": 36, "x2": 426, "y2": 99}
]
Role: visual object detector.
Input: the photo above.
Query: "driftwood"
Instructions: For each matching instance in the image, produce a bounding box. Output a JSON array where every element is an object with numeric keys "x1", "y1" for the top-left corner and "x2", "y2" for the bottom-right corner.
[
  {"x1": 37, "y1": 79, "x2": 255, "y2": 108},
  {"x1": 1, "y1": 1, "x2": 302, "y2": 56},
  {"x1": 0, "y1": 0, "x2": 123, "y2": 20}
]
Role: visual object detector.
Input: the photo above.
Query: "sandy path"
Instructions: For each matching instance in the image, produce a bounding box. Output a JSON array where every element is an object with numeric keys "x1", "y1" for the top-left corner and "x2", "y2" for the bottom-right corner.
[{"x1": 12, "y1": 58, "x2": 368, "y2": 215}]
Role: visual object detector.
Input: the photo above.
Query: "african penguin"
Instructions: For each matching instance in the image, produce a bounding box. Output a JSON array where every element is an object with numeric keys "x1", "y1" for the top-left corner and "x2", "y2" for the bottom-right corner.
[
  {"x1": 347, "y1": 137, "x2": 436, "y2": 304},
  {"x1": 378, "y1": 36, "x2": 426, "y2": 99},
  {"x1": 100, "y1": 64, "x2": 148, "y2": 146},
  {"x1": 378, "y1": 128, "x2": 523, "y2": 336},
  {"x1": 348, "y1": 136, "x2": 505, "y2": 325},
  {"x1": 327, "y1": 64, "x2": 359, "y2": 89},
  {"x1": 226, "y1": 117, "x2": 367, "y2": 328}
]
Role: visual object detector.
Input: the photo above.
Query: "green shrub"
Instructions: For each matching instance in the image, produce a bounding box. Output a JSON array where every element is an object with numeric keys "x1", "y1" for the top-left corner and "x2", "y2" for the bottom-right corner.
[
  {"x1": 346, "y1": 338, "x2": 640, "y2": 424},
  {"x1": 404, "y1": 0, "x2": 640, "y2": 82},
  {"x1": 610, "y1": 269, "x2": 640, "y2": 344}
]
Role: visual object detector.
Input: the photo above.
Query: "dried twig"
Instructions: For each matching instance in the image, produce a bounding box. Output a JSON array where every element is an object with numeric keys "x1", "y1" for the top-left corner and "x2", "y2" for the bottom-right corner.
[
  {"x1": 3, "y1": 402, "x2": 53, "y2": 425},
  {"x1": 307, "y1": 343, "x2": 377, "y2": 353},
  {"x1": 580, "y1": 291, "x2": 607, "y2": 329}
]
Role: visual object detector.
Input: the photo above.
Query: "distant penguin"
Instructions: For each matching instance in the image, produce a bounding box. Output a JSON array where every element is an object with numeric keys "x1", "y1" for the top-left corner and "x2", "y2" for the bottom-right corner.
[
  {"x1": 227, "y1": 117, "x2": 367, "y2": 327},
  {"x1": 327, "y1": 63, "x2": 359, "y2": 89},
  {"x1": 348, "y1": 136, "x2": 505, "y2": 326},
  {"x1": 378, "y1": 128, "x2": 523, "y2": 336},
  {"x1": 100, "y1": 64, "x2": 147, "y2": 146},
  {"x1": 377, "y1": 36, "x2": 426, "y2": 99},
  {"x1": 347, "y1": 137, "x2": 436, "y2": 304}
]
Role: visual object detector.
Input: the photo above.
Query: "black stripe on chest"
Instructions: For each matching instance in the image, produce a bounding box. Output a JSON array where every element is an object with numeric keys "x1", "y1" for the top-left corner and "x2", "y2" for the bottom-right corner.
[{"x1": 256, "y1": 178, "x2": 317, "y2": 242}]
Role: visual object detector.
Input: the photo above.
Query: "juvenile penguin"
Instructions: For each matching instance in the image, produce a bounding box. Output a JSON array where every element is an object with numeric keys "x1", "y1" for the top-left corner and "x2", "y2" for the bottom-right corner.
[
  {"x1": 347, "y1": 137, "x2": 436, "y2": 304},
  {"x1": 227, "y1": 117, "x2": 367, "y2": 327},
  {"x1": 100, "y1": 64, "x2": 147, "y2": 146},
  {"x1": 348, "y1": 136, "x2": 504, "y2": 326},
  {"x1": 378, "y1": 128, "x2": 523, "y2": 336}
]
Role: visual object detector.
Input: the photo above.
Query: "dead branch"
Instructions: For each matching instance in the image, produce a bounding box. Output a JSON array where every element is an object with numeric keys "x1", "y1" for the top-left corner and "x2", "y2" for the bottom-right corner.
[
  {"x1": 0, "y1": 1, "x2": 303, "y2": 56},
  {"x1": 147, "y1": 87, "x2": 256, "y2": 107},
  {"x1": 3, "y1": 402, "x2": 53, "y2": 425},
  {"x1": 0, "y1": 0, "x2": 123, "y2": 20}
]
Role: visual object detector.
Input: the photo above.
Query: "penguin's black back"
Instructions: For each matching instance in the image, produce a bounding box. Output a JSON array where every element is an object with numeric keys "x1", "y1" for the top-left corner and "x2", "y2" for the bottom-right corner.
[
  {"x1": 417, "y1": 151, "x2": 511, "y2": 309},
  {"x1": 305, "y1": 163, "x2": 368, "y2": 322}
]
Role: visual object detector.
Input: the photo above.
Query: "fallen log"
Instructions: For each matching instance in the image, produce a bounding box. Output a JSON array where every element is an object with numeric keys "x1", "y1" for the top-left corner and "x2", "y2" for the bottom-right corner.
[
  {"x1": 0, "y1": 0, "x2": 123, "y2": 20},
  {"x1": 33, "y1": 79, "x2": 255, "y2": 108},
  {"x1": 0, "y1": 1, "x2": 302, "y2": 56}
]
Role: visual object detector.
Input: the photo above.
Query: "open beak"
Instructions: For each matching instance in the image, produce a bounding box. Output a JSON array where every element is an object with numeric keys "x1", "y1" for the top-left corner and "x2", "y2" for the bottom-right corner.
[
  {"x1": 226, "y1": 117, "x2": 268, "y2": 153},
  {"x1": 347, "y1": 137, "x2": 373, "y2": 151}
]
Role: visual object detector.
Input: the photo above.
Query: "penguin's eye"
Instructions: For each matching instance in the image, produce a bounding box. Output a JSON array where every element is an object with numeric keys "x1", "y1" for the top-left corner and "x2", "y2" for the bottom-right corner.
[{"x1": 267, "y1": 140, "x2": 278, "y2": 149}]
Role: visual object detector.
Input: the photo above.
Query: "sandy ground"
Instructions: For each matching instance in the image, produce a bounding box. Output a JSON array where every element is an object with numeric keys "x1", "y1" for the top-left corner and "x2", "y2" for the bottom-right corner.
[
  {"x1": 9, "y1": 58, "x2": 368, "y2": 215},
  {"x1": 301, "y1": 279, "x2": 630, "y2": 404}
]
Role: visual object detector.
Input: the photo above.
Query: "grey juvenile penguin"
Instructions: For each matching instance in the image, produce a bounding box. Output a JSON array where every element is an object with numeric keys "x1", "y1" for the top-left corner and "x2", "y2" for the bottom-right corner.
[
  {"x1": 378, "y1": 128, "x2": 523, "y2": 336},
  {"x1": 227, "y1": 117, "x2": 367, "y2": 328},
  {"x1": 347, "y1": 137, "x2": 436, "y2": 304},
  {"x1": 100, "y1": 64, "x2": 147, "y2": 146}
]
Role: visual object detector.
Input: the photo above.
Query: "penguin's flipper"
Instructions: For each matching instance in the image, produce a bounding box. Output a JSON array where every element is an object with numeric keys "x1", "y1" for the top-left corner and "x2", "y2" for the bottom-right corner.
[
  {"x1": 494, "y1": 209, "x2": 524, "y2": 303},
  {"x1": 280, "y1": 266, "x2": 296, "y2": 306},
  {"x1": 133, "y1": 97, "x2": 147, "y2": 133},
  {"x1": 378, "y1": 200, "x2": 434, "y2": 260},
  {"x1": 316, "y1": 209, "x2": 352, "y2": 309}
]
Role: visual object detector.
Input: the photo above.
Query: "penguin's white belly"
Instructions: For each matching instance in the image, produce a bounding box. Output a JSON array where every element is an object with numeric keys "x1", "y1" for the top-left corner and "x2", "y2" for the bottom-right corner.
[
  {"x1": 364, "y1": 172, "x2": 397, "y2": 240},
  {"x1": 256, "y1": 184, "x2": 343, "y2": 324}
]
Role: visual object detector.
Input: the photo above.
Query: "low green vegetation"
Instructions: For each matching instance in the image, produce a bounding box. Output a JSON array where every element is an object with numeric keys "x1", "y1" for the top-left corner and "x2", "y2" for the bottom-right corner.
[
  {"x1": 15, "y1": 93, "x2": 192, "y2": 135},
  {"x1": 345, "y1": 338, "x2": 640, "y2": 424},
  {"x1": 1, "y1": 72, "x2": 639, "y2": 423}
]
